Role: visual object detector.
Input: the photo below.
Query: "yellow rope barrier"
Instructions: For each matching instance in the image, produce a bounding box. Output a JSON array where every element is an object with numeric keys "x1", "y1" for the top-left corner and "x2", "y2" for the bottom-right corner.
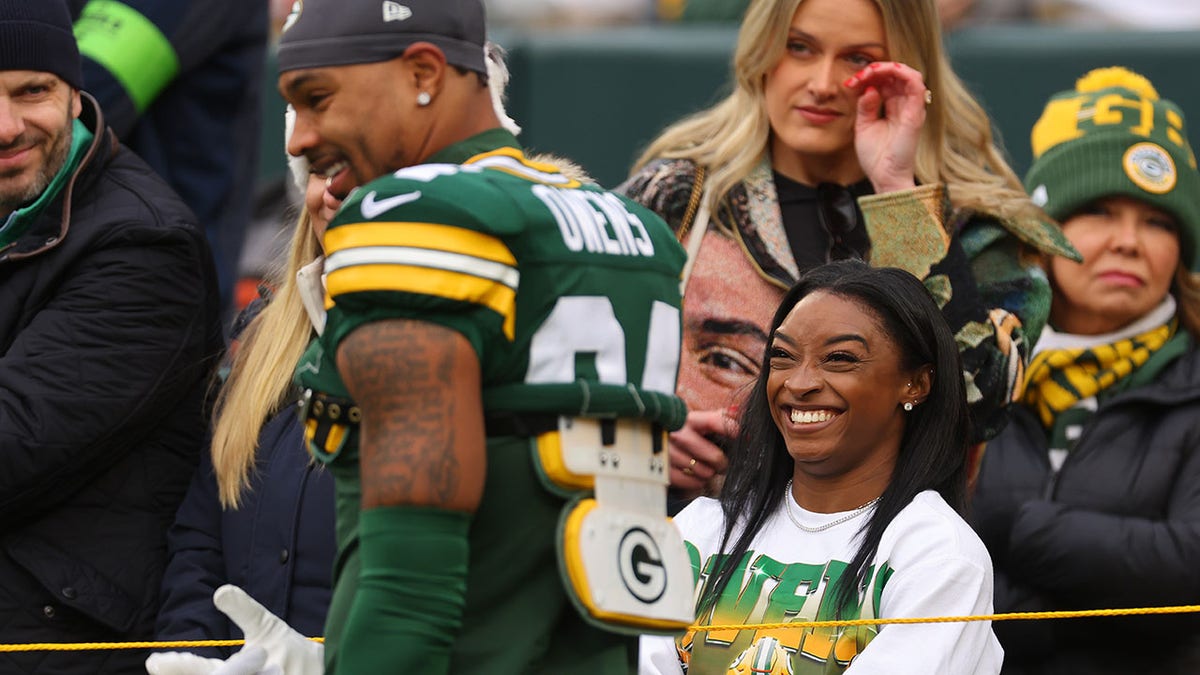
[
  {"x1": 0, "y1": 637, "x2": 322, "y2": 653},
  {"x1": 2, "y1": 606, "x2": 1199, "y2": 652},
  {"x1": 692, "y1": 604, "x2": 1200, "y2": 633}
]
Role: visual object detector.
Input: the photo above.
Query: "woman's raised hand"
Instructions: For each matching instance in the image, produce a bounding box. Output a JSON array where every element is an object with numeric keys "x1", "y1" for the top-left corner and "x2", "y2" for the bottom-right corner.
[
  {"x1": 668, "y1": 409, "x2": 737, "y2": 497},
  {"x1": 844, "y1": 61, "x2": 929, "y2": 195}
]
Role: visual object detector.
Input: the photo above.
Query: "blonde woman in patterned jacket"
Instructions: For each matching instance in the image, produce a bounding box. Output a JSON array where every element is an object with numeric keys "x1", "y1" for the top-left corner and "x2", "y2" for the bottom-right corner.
[{"x1": 619, "y1": 0, "x2": 1077, "y2": 506}]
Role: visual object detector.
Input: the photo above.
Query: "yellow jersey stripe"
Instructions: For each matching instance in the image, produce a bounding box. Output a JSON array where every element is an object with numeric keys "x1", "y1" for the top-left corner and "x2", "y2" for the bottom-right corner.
[
  {"x1": 467, "y1": 149, "x2": 582, "y2": 188},
  {"x1": 327, "y1": 264, "x2": 517, "y2": 339},
  {"x1": 326, "y1": 246, "x2": 519, "y2": 290},
  {"x1": 467, "y1": 146, "x2": 561, "y2": 174},
  {"x1": 324, "y1": 222, "x2": 517, "y2": 266}
]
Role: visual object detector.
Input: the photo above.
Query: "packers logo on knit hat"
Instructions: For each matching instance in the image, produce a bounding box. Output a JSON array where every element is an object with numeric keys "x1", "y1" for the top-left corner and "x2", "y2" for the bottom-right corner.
[
  {"x1": 278, "y1": 0, "x2": 487, "y2": 76},
  {"x1": 1026, "y1": 67, "x2": 1200, "y2": 270},
  {"x1": 1123, "y1": 142, "x2": 1176, "y2": 194}
]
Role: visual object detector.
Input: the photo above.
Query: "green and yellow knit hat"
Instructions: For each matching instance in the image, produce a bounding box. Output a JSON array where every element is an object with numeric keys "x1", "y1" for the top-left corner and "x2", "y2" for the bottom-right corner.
[{"x1": 1026, "y1": 67, "x2": 1200, "y2": 270}]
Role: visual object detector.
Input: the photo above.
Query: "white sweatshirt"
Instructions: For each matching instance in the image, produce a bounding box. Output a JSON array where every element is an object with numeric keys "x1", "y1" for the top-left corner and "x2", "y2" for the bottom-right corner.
[{"x1": 639, "y1": 490, "x2": 1003, "y2": 674}]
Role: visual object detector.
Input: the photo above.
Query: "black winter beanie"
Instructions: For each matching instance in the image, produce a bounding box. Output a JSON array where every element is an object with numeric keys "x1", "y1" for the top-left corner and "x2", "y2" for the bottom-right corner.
[{"x1": 0, "y1": 0, "x2": 82, "y2": 90}]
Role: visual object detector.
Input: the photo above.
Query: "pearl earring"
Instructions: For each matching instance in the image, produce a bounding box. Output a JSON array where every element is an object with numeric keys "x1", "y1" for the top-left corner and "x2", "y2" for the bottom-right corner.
[
  {"x1": 417, "y1": 91, "x2": 431, "y2": 106},
  {"x1": 903, "y1": 402, "x2": 914, "y2": 411}
]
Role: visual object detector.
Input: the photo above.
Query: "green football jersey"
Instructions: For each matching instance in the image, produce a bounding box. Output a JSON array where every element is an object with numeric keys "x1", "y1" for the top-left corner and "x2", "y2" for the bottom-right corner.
[{"x1": 295, "y1": 129, "x2": 687, "y2": 673}]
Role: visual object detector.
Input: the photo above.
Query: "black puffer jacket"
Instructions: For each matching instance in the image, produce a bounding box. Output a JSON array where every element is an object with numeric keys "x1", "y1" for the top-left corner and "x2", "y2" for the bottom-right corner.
[
  {"x1": 0, "y1": 94, "x2": 221, "y2": 674},
  {"x1": 972, "y1": 336, "x2": 1200, "y2": 674}
]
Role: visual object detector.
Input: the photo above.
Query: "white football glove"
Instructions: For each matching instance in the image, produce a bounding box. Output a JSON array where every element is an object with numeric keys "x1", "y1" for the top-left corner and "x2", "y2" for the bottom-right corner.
[
  {"x1": 145, "y1": 585, "x2": 324, "y2": 675},
  {"x1": 146, "y1": 645, "x2": 275, "y2": 675}
]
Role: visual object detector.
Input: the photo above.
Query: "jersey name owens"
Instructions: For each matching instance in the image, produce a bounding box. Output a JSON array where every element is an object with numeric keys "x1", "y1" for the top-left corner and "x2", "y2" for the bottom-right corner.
[{"x1": 532, "y1": 184, "x2": 656, "y2": 258}]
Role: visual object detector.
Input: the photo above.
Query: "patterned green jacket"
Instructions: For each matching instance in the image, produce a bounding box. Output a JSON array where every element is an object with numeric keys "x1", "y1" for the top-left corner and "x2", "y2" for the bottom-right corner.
[{"x1": 619, "y1": 157, "x2": 1080, "y2": 442}]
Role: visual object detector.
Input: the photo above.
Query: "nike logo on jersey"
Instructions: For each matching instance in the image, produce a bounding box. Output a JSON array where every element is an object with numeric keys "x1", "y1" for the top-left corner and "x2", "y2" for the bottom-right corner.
[{"x1": 361, "y1": 190, "x2": 422, "y2": 219}]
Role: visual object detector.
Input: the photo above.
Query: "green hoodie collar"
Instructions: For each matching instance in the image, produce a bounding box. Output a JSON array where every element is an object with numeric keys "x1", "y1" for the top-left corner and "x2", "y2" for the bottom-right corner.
[{"x1": 0, "y1": 119, "x2": 95, "y2": 248}]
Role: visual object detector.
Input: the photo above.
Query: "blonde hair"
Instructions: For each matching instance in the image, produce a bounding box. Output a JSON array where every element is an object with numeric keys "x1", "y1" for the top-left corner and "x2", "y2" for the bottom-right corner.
[
  {"x1": 632, "y1": 0, "x2": 1043, "y2": 224},
  {"x1": 211, "y1": 210, "x2": 322, "y2": 508},
  {"x1": 1175, "y1": 267, "x2": 1200, "y2": 339}
]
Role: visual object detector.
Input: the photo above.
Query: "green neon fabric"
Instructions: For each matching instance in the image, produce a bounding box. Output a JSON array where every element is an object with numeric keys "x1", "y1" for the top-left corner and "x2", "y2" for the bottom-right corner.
[{"x1": 73, "y1": 0, "x2": 179, "y2": 113}]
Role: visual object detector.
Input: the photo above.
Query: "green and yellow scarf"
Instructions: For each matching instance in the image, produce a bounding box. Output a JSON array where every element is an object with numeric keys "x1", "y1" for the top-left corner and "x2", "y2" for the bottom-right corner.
[{"x1": 1022, "y1": 320, "x2": 1176, "y2": 428}]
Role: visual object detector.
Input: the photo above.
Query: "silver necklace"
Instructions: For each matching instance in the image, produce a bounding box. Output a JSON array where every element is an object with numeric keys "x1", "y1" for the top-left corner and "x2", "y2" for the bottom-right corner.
[{"x1": 783, "y1": 480, "x2": 879, "y2": 533}]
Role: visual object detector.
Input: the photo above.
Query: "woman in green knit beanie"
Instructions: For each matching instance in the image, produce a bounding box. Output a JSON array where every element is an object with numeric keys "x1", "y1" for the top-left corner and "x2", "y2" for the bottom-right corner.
[{"x1": 972, "y1": 66, "x2": 1200, "y2": 674}]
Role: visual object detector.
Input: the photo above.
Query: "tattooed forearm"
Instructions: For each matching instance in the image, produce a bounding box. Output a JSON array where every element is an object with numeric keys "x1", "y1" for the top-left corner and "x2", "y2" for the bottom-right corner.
[{"x1": 337, "y1": 319, "x2": 486, "y2": 512}]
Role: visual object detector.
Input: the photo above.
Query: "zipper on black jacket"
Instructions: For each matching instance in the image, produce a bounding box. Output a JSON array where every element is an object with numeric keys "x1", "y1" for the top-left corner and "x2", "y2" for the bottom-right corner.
[{"x1": 1040, "y1": 394, "x2": 1143, "y2": 500}]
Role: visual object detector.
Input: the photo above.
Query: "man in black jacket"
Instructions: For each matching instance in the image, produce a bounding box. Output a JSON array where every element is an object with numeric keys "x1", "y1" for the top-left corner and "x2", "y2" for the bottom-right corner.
[{"x1": 0, "y1": 1, "x2": 222, "y2": 673}]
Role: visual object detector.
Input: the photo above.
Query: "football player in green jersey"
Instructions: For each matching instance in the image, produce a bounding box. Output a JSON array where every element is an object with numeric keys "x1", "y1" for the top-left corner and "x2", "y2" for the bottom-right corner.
[{"x1": 232, "y1": 1, "x2": 695, "y2": 673}]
